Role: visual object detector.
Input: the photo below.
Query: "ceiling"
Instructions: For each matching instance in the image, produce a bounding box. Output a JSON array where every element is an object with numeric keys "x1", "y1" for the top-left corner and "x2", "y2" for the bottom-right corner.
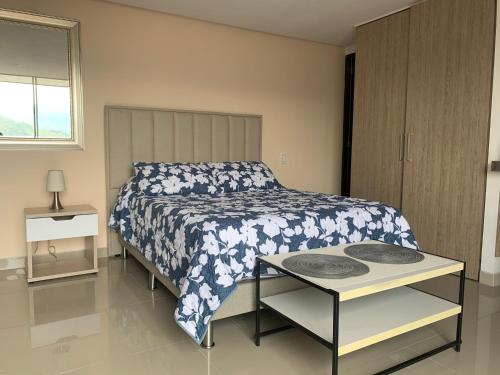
[{"x1": 105, "y1": 0, "x2": 416, "y2": 46}]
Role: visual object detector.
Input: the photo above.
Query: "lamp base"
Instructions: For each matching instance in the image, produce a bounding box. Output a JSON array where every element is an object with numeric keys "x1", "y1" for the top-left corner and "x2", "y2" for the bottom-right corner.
[{"x1": 50, "y1": 192, "x2": 64, "y2": 210}]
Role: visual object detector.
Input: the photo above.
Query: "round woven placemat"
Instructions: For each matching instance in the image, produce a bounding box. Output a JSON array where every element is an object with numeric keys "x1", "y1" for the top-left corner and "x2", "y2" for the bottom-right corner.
[
  {"x1": 281, "y1": 254, "x2": 369, "y2": 279},
  {"x1": 344, "y1": 243, "x2": 424, "y2": 264}
]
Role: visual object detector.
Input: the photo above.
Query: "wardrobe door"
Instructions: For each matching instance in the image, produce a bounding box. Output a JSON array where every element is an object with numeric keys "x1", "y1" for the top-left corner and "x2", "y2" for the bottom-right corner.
[
  {"x1": 403, "y1": 0, "x2": 495, "y2": 279},
  {"x1": 351, "y1": 10, "x2": 409, "y2": 209}
]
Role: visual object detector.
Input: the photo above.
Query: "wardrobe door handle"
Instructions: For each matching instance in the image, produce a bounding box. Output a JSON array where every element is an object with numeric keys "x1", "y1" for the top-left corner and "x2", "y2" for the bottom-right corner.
[
  {"x1": 405, "y1": 133, "x2": 412, "y2": 162},
  {"x1": 399, "y1": 133, "x2": 405, "y2": 161}
]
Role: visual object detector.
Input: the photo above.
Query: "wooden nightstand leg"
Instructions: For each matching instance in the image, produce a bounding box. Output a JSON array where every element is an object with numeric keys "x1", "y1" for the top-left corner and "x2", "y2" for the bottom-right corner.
[
  {"x1": 92, "y1": 235, "x2": 97, "y2": 269},
  {"x1": 85, "y1": 236, "x2": 98, "y2": 270}
]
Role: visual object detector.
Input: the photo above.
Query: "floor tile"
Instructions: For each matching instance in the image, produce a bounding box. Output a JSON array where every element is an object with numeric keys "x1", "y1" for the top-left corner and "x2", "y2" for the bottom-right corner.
[
  {"x1": 398, "y1": 359, "x2": 459, "y2": 374},
  {"x1": 0, "y1": 259, "x2": 499, "y2": 375},
  {"x1": 0, "y1": 291, "x2": 29, "y2": 329},
  {"x1": 58, "y1": 341, "x2": 220, "y2": 375},
  {"x1": 0, "y1": 269, "x2": 27, "y2": 295},
  {"x1": 106, "y1": 297, "x2": 188, "y2": 354}
]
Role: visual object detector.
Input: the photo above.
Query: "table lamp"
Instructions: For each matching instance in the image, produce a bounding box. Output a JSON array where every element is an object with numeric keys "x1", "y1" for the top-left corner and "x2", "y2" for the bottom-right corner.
[{"x1": 47, "y1": 170, "x2": 65, "y2": 210}]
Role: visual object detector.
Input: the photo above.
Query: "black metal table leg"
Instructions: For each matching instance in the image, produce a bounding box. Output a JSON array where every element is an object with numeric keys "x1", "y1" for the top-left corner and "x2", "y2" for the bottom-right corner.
[
  {"x1": 332, "y1": 292, "x2": 340, "y2": 375},
  {"x1": 255, "y1": 258, "x2": 261, "y2": 346},
  {"x1": 455, "y1": 264, "x2": 466, "y2": 352}
]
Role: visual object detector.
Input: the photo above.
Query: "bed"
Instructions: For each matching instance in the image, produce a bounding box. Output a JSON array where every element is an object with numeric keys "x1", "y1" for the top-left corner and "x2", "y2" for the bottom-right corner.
[{"x1": 105, "y1": 106, "x2": 418, "y2": 346}]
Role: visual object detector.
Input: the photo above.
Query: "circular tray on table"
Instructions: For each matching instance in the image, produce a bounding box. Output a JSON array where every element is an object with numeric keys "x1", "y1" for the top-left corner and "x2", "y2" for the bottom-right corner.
[
  {"x1": 344, "y1": 243, "x2": 424, "y2": 264},
  {"x1": 282, "y1": 254, "x2": 370, "y2": 279}
]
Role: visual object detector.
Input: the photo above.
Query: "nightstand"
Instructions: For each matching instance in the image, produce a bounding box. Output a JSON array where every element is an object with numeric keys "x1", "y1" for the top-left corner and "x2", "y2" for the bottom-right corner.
[{"x1": 25, "y1": 205, "x2": 98, "y2": 283}]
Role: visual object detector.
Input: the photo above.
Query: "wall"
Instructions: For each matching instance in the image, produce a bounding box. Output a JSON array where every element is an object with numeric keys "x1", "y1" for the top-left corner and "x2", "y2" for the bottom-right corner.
[
  {"x1": 0, "y1": 0, "x2": 345, "y2": 262},
  {"x1": 481, "y1": 1, "x2": 500, "y2": 285}
]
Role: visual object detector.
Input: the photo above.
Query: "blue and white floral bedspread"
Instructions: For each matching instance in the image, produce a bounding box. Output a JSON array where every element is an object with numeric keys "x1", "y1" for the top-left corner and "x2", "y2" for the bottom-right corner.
[{"x1": 109, "y1": 184, "x2": 418, "y2": 344}]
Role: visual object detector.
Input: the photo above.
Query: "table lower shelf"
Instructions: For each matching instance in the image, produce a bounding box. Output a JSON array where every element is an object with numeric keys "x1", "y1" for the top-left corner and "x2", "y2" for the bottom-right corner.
[
  {"x1": 29, "y1": 257, "x2": 98, "y2": 283},
  {"x1": 260, "y1": 286, "x2": 461, "y2": 356}
]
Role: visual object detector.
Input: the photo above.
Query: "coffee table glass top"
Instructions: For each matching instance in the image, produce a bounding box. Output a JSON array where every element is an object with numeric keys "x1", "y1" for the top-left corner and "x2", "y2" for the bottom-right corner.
[{"x1": 259, "y1": 240, "x2": 463, "y2": 301}]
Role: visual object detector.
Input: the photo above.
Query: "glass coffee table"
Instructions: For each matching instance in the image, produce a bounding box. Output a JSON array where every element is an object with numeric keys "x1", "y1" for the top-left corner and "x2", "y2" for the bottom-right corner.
[{"x1": 255, "y1": 240, "x2": 465, "y2": 375}]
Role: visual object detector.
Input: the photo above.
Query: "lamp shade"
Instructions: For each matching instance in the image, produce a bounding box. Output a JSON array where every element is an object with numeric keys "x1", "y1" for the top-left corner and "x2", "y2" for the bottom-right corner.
[{"x1": 46, "y1": 170, "x2": 65, "y2": 192}]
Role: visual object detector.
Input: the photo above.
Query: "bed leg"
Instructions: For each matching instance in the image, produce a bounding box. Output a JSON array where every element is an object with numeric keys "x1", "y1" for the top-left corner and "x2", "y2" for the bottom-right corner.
[
  {"x1": 201, "y1": 322, "x2": 215, "y2": 349},
  {"x1": 148, "y1": 271, "x2": 157, "y2": 291},
  {"x1": 122, "y1": 246, "x2": 128, "y2": 259}
]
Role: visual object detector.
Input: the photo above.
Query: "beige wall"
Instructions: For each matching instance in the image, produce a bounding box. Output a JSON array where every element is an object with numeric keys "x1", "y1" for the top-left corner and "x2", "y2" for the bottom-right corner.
[{"x1": 0, "y1": 0, "x2": 345, "y2": 261}]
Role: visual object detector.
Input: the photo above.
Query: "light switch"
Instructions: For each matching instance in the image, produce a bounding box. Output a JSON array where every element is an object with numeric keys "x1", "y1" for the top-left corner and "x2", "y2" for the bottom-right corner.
[{"x1": 279, "y1": 152, "x2": 288, "y2": 165}]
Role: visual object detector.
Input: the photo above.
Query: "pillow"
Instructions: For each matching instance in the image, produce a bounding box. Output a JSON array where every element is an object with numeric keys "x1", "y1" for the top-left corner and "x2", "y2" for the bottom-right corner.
[
  {"x1": 133, "y1": 162, "x2": 218, "y2": 196},
  {"x1": 211, "y1": 161, "x2": 282, "y2": 193}
]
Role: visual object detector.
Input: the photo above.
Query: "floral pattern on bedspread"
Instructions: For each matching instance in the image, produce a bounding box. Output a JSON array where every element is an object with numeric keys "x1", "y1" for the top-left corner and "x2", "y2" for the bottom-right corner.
[{"x1": 109, "y1": 184, "x2": 418, "y2": 344}]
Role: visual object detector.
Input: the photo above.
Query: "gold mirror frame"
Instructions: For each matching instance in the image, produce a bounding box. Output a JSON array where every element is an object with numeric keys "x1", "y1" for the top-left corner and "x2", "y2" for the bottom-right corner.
[{"x1": 0, "y1": 9, "x2": 84, "y2": 150}]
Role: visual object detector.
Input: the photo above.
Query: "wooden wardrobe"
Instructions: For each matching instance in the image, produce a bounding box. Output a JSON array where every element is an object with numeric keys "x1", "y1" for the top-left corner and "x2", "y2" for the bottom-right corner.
[{"x1": 351, "y1": 0, "x2": 495, "y2": 280}]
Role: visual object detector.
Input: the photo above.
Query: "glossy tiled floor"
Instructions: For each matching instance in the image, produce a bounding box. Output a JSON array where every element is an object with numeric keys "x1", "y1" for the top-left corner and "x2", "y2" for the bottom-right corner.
[{"x1": 0, "y1": 257, "x2": 499, "y2": 375}]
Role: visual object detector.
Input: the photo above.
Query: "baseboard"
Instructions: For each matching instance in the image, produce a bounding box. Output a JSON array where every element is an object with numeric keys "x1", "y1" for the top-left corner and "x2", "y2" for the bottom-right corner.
[
  {"x1": 0, "y1": 247, "x2": 108, "y2": 271},
  {"x1": 479, "y1": 270, "x2": 500, "y2": 287}
]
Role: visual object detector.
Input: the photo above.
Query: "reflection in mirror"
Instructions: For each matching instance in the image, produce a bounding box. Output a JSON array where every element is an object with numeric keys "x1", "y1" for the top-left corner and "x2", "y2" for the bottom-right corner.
[
  {"x1": 28, "y1": 277, "x2": 101, "y2": 348},
  {"x1": 0, "y1": 10, "x2": 83, "y2": 149}
]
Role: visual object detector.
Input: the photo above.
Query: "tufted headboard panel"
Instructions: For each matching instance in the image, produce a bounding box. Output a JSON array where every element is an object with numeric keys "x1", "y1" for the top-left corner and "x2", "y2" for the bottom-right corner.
[{"x1": 104, "y1": 105, "x2": 262, "y2": 255}]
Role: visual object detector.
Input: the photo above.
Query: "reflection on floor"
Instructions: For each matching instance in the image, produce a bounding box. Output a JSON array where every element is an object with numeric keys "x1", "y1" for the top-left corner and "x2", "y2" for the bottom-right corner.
[{"x1": 0, "y1": 257, "x2": 499, "y2": 375}]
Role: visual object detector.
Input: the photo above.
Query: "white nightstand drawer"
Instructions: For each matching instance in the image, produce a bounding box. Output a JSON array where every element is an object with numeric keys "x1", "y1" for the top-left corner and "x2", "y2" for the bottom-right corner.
[{"x1": 26, "y1": 214, "x2": 98, "y2": 242}]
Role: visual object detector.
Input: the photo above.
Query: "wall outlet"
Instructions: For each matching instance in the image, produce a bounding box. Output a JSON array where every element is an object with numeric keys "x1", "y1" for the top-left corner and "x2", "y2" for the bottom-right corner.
[{"x1": 279, "y1": 152, "x2": 288, "y2": 165}]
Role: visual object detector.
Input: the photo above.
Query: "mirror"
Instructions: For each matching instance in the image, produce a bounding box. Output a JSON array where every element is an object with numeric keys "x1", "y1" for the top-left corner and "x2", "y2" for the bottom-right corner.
[{"x1": 0, "y1": 9, "x2": 84, "y2": 149}]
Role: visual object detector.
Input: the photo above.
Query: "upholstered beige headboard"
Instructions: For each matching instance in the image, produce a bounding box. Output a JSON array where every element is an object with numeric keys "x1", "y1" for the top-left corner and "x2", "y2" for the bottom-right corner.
[{"x1": 104, "y1": 105, "x2": 262, "y2": 256}]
